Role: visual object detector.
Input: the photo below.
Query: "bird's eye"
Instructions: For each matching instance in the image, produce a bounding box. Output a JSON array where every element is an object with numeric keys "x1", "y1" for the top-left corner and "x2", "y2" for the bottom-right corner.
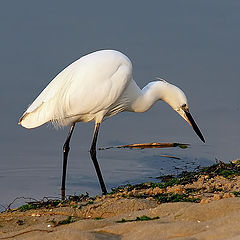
[{"x1": 182, "y1": 104, "x2": 187, "y2": 108}]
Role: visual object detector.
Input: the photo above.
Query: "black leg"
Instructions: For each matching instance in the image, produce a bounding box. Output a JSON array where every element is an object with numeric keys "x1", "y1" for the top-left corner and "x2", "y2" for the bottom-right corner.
[
  {"x1": 61, "y1": 123, "x2": 75, "y2": 200},
  {"x1": 90, "y1": 123, "x2": 107, "y2": 195}
]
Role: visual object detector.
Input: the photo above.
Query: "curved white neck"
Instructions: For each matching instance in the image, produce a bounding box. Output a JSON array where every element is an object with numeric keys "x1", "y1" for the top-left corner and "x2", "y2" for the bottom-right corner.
[{"x1": 131, "y1": 81, "x2": 166, "y2": 112}]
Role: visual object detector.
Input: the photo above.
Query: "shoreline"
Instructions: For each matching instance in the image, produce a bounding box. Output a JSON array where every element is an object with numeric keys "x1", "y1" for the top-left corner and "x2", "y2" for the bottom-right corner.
[{"x1": 1, "y1": 161, "x2": 240, "y2": 240}]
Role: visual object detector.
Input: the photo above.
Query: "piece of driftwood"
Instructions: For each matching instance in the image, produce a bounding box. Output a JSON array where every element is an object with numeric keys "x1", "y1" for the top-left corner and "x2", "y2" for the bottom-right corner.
[{"x1": 99, "y1": 142, "x2": 189, "y2": 150}]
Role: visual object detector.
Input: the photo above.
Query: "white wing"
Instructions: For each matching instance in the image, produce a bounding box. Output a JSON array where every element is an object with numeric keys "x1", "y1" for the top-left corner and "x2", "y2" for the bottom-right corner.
[{"x1": 19, "y1": 50, "x2": 133, "y2": 128}]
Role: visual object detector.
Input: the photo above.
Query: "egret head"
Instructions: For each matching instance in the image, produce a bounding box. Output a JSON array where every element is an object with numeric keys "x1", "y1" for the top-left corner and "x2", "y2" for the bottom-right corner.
[{"x1": 159, "y1": 80, "x2": 205, "y2": 143}]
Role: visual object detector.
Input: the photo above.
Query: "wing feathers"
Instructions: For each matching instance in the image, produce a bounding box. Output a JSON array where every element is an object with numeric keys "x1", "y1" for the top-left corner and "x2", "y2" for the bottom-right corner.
[{"x1": 19, "y1": 50, "x2": 132, "y2": 129}]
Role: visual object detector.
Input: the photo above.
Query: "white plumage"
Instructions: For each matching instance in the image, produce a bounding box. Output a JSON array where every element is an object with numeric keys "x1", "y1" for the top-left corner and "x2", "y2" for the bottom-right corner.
[
  {"x1": 19, "y1": 49, "x2": 204, "y2": 198},
  {"x1": 20, "y1": 50, "x2": 134, "y2": 127}
]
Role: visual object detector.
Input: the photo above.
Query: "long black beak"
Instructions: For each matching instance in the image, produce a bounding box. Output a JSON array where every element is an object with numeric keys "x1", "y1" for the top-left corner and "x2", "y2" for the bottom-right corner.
[{"x1": 184, "y1": 110, "x2": 205, "y2": 143}]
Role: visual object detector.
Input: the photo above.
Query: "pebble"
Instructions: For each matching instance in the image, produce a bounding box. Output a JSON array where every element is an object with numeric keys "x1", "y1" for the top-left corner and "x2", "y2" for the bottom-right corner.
[
  {"x1": 152, "y1": 187, "x2": 161, "y2": 195},
  {"x1": 213, "y1": 194, "x2": 222, "y2": 201},
  {"x1": 223, "y1": 193, "x2": 235, "y2": 198},
  {"x1": 200, "y1": 199, "x2": 210, "y2": 204},
  {"x1": 31, "y1": 213, "x2": 41, "y2": 217}
]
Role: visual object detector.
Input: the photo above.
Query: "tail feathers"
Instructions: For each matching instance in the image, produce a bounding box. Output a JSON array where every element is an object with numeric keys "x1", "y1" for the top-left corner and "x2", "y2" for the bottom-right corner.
[
  {"x1": 19, "y1": 102, "x2": 53, "y2": 129},
  {"x1": 19, "y1": 101, "x2": 75, "y2": 128}
]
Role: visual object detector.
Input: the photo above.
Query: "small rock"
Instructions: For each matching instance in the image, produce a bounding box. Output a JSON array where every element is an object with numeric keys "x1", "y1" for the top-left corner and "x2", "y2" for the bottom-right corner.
[
  {"x1": 145, "y1": 188, "x2": 153, "y2": 195},
  {"x1": 152, "y1": 187, "x2": 161, "y2": 195},
  {"x1": 31, "y1": 213, "x2": 41, "y2": 217},
  {"x1": 223, "y1": 192, "x2": 235, "y2": 198},
  {"x1": 213, "y1": 194, "x2": 222, "y2": 201},
  {"x1": 200, "y1": 198, "x2": 210, "y2": 204}
]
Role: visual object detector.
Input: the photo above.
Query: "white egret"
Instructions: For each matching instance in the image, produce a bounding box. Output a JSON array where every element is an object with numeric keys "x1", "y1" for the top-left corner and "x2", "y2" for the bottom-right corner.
[{"x1": 19, "y1": 50, "x2": 205, "y2": 199}]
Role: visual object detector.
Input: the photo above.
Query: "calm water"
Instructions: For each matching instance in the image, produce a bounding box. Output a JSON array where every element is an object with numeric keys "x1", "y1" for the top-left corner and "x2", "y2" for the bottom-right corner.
[{"x1": 1, "y1": 1, "x2": 240, "y2": 210}]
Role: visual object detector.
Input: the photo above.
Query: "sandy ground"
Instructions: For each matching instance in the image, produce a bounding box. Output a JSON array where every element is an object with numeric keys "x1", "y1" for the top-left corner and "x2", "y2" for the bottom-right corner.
[
  {"x1": 1, "y1": 197, "x2": 240, "y2": 240},
  {"x1": 1, "y1": 168, "x2": 240, "y2": 240}
]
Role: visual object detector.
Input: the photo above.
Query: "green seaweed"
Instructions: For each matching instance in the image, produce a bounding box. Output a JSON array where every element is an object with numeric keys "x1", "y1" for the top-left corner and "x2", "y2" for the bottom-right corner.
[
  {"x1": 150, "y1": 178, "x2": 181, "y2": 188},
  {"x1": 57, "y1": 216, "x2": 75, "y2": 225},
  {"x1": 154, "y1": 193, "x2": 199, "y2": 203},
  {"x1": 199, "y1": 162, "x2": 240, "y2": 178},
  {"x1": 19, "y1": 203, "x2": 39, "y2": 212},
  {"x1": 78, "y1": 200, "x2": 94, "y2": 209},
  {"x1": 117, "y1": 215, "x2": 159, "y2": 223},
  {"x1": 232, "y1": 191, "x2": 240, "y2": 197},
  {"x1": 18, "y1": 199, "x2": 62, "y2": 212}
]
